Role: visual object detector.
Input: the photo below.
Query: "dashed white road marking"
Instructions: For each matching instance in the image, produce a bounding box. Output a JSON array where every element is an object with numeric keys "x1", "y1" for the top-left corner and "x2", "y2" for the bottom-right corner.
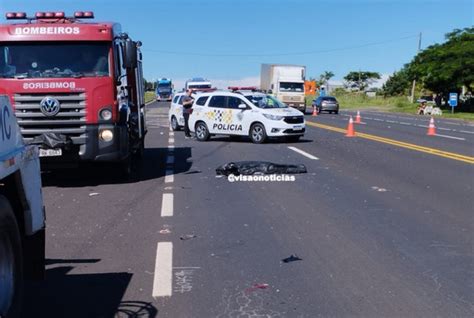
[
  {"x1": 169, "y1": 132, "x2": 175, "y2": 137},
  {"x1": 288, "y1": 146, "x2": 319, "y2": 160},
  {"x1": 152, "y1": 242, "x2": 173, "y2": 298},
  {"x1": 166, "y1": 156, "x2": 174, "y2": 165},
  {"x1": 161, "y1": 193, "x2": 174, "y2": 217},
  {"x1": 460, "y1": 130, "x2": 474, "y2": 134},
  {"x1": 168, "y1": 145, "x2": 175, "y2": 149},
  {"x1": 168, "y1": 138, "x2": 175, "y2": 144},
  {"x1": 165, "y1": 170, "x2": 174, "y2": 183},
  {"x1": 435, "y1": 134, "x2": 466, "y2": 141}
]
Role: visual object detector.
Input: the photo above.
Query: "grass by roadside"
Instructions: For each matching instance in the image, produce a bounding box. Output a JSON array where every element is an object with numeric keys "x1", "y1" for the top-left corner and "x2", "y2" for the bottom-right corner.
[
  {"x1": 145, "y1": 91, "x2": 155, "y2": 104},
  {"x1": 305, "y1": 94, "x2": 474, "y2": 121}
]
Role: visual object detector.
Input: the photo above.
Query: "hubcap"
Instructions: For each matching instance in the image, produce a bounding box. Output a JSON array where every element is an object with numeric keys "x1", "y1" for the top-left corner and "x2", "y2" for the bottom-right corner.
[
  {"x1": 252, "y1": 126, "x2": 263, "y2": 141},
  {"x1": 197, "y1": 125, "x2": 206, "y2": 138},
  {"x1": 0, "y1": 232, "x2": 14, "y2": 314},
  {"x1": 172, "y1": 117, "x2": 177, "y2": 129}
]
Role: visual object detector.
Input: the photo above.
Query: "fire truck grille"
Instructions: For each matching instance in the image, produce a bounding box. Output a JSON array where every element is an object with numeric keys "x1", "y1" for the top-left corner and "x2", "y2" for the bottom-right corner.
[{"x1": 14, "y1": 93, "x2": 87, "y2": 145}]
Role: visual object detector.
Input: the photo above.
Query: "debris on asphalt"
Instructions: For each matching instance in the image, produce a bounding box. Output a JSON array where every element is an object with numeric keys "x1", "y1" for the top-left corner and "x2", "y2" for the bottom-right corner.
[
  {"x1": 216, "y1": 161, "x2": 307, "y2": 176},
  {"x1": 371, "y1": 186, "x2": 388, "y2": 192},
  {"x1": 89, "y1": 192, "x2": 100, "y2": 197},
  {"x1": 245, "y1": 283, "x2": 269, "y2": 293},
  {"x1": 180, "y1": 234, "x2": 197, "y2": 240},
  {"x1": 282, "y1": 254, "x2": 303, "y2": 263}
]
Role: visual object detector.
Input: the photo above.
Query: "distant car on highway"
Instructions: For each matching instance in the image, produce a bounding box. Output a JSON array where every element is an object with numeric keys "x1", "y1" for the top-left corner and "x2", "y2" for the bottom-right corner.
[
  {"x1": 312, "y1": 96, "x2": 340, "y2": 114},
  {"x1": 169, "y1": 92, "x2": 186, "y2": 131},
  {"x1": 189, "y1": 91, "x2": 305, "y2": 143}
]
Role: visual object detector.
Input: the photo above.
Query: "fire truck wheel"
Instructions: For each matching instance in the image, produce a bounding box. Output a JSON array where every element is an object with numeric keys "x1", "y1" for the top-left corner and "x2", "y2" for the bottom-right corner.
[
  {"x1": 134, "y1": 139, "x2": 145, "y2": 159},
  {"x1": 119, "y1": 156, "x2": 133, "y2": 179},
  {"x1": 0, "y1": 195, "x2": 23, "y2": 318}
]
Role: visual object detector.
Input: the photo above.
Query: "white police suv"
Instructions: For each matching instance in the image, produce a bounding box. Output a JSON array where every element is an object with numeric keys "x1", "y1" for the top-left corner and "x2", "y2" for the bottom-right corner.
[
  {"x1": 168, "y1": 92, "x2": 186, "y2": 131},
  {"x1": 189, "y1": 91, "x2": 305, "y2": 143}
]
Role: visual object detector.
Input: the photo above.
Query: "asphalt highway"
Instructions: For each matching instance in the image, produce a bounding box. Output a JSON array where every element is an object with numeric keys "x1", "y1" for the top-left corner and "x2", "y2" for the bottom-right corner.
[{"x1": 24, "y1": 102, "x2": 474, "y2": 317}]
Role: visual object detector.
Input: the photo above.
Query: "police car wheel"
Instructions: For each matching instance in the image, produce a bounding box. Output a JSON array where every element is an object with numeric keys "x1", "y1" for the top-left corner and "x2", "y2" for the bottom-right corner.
[
  {"x1": 250, "y1": 123, "x2": 267, "y2": 144},
  {"x1": 171, "y1": 116, "x2": 180, "y2": 131},
  {"x1": 195, "y1": 122, "x2": 210, "y2": 141}
]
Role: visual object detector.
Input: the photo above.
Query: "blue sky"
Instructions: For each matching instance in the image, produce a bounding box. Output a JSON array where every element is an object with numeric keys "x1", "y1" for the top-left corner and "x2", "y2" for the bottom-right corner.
[{"x1": 1, "y1": 0, "x2": 473, "y2": 88}]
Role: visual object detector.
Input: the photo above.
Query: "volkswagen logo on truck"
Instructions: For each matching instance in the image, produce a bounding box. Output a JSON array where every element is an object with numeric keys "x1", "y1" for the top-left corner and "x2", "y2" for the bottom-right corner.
[{"x1": 40, "y1": 97, "x2": 61, "y2": 116}]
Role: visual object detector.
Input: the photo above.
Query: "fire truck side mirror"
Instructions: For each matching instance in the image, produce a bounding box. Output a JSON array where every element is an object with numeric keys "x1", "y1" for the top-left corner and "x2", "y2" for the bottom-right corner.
[{"x1": 123, "y1": 40, "x2": 137, "y2": 69}]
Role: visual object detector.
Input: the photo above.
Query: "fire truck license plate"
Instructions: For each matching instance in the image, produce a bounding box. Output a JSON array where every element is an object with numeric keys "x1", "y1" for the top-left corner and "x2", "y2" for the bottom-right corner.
[{"x1": 39, "y1": 149, "x2": 62, "y2": 157}]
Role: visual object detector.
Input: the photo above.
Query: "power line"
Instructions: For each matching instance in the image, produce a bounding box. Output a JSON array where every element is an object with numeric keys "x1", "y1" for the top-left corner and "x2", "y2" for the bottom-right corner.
[{"x1": 142, "y1": 34, "x2": 418, "y2": 57}]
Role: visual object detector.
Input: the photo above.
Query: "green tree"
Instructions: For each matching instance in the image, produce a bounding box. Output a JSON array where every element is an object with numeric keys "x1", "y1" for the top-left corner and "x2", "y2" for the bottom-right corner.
[
  {"x1": 343, "y1": 71, "x2": 381, "y2": 91},
  {"x1": 407, "y1": 27, "x2": 474, "y2": 94},
  {"x1": 144, "y1": 79, "x2": 155, "y2": 91},
  {"x1": 317, "y1": 71, "x2": 334, "y2": 87},
  {"x1": 382, "y1": 68, "x2": 411, "y2": 96}
]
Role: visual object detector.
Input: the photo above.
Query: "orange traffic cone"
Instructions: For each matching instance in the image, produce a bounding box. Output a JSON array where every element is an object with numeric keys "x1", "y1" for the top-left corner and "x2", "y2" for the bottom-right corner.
[
  {"x1": 312, "y1": 106, "x2": 318, "y2": 117},
  {"x1": 346, "y1": 116, "x2": 356, "y2": 137},
  {"x1": 355, "y1": 111, "x2": 361, "y2": 124},
  {"x1": 427, "y1": 117, "x2": 436, "y2": 136}
]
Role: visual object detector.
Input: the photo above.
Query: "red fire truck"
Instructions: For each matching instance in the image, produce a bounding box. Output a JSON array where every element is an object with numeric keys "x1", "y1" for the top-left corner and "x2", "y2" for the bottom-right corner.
[{"x1": 0, "y1": 11, "x2": 146, "y2": 174}]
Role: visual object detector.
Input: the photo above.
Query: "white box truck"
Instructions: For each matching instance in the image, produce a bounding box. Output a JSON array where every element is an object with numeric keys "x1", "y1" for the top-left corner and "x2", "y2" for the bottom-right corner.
[
  {"x1": 0, "y1": 95, "x2": 45, "y2": 317},
  {"x1": 260, "y1": 64, "x2": 306, "y2": 113}
]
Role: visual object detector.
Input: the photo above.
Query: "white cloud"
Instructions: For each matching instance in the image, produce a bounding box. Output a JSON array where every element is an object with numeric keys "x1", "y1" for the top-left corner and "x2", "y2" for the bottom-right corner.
[{"x1": 370, "y1": 73, "x2": 390, "y2": 88}]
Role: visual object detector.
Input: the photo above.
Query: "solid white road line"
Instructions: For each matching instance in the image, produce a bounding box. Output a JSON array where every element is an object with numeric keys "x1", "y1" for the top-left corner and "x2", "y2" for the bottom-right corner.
[
  {"x1": 288, "y1": 146, "x2": 319, "y2": 160},
  {"x1": 152, "y1": 242, "x2": 173, "y2": 298},
  {"x1": 161, "y1": 193, "x2": 174, "y2": 217},
  {"x1": 168, "y1": 138, "x2": 175, "y2": 144},
  {"x1": 165, "y1": 170, "x2": 174, "y2": 183},
  {"x1": 435, "y1": 134, "x2": 466, "y2": 141},
  {"x1": 166, "y1": 156, "x2": 174, "y2": 165}
]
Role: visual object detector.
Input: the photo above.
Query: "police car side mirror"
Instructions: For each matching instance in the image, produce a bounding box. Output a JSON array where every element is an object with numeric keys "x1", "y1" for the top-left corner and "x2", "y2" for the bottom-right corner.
[{"x1": 238, "y1": 104, "x2": 247, "y2": 109}]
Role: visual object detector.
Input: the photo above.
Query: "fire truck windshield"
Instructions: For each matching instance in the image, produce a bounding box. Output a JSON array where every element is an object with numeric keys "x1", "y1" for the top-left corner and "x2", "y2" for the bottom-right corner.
[{"x1": 0, "y1": 42, "x2": 110, "y2": 79}]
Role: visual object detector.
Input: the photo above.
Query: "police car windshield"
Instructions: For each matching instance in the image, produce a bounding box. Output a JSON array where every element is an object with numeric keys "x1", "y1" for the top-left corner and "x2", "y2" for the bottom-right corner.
[
  {"x1": 246, "y1": 95, "x2": 288, "y2": 109},
  {"x1": 0, "y1": 42, "x2": 110, "y2": 79}
]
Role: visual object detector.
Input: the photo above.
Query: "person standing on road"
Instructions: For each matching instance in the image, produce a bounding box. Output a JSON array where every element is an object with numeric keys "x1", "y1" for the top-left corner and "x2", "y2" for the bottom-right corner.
[{"x1": 182, "y1": 89, "x2": 194, "y2": 138}]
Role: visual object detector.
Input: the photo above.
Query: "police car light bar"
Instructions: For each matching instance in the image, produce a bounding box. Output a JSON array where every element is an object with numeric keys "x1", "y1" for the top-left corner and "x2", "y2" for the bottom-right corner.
[
  {"x1": 74, "y1": 11, "x2": 94, "y2": 19},
  {"x1": 228, "y1": 86, "x2": 258, "y2": 91},
  {"x1": 5, "y1": 12, "x2": 27, "y2": 19}
]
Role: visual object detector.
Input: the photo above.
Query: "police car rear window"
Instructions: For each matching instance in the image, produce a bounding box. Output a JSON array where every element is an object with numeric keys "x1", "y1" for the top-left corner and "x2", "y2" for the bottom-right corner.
[{"x1": 196, "y1": 96, "x2": 209, "y2": 106}]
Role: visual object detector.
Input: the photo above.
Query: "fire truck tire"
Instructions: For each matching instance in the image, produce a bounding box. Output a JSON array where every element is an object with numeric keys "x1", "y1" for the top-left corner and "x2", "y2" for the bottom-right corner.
[
  {"x1": 0, "y1": 195, "x2": 23, "y2": 318},
  {"x1": 119, "y1": 156, "x2": 133, "y2": 179},
  {"x1": 134, "y1": 138, "x2": 145, "y2": 159}
]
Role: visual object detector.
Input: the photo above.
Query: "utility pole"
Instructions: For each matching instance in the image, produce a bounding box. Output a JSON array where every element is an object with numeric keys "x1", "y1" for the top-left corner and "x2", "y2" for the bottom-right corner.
[{"x1": 410, "y1": 32, "x2": 422, "y2": 103}]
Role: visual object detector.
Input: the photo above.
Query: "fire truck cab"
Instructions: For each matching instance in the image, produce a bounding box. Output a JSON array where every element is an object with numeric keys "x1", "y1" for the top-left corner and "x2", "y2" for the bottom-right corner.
[{"x1": 0, "y1": 11, "x2": 146, "y2": 174}]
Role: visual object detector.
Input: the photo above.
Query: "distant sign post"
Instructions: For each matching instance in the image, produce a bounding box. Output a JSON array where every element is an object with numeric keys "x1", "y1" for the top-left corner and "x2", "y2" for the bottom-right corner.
[{"x1": 449, "y1": 92, "x2": 458, "y2": 114}]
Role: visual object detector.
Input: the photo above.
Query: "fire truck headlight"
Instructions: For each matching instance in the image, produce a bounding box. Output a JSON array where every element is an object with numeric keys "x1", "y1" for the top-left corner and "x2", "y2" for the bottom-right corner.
[
  {"x1": 99, "y1": 108, "x2": 113, "y2": 121},
  {"x1": 99, "y1": 129, "x2": 114, "y2": 142}
]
